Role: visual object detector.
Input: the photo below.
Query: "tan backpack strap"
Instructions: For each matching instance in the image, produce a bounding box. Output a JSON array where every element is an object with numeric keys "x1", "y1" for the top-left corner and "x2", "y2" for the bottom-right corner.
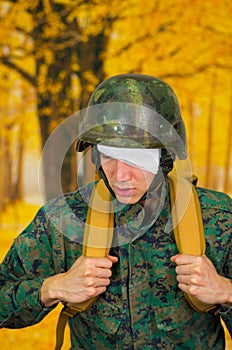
[
  {"x1": 168, "y1": 174, "x2": 217, "y2": 313},
  {"x1": 54, "y1": 179, "x2": 114, "y2": 350},
  {"x1": 169, "y1": 175, "x2": 205, "y2": 255},
  {"x1": 82, "y1": 178, "x2": 114, "y2": 257},
  {"x1": 54, "y1": 305, "x2": 80, "y2": 350}
]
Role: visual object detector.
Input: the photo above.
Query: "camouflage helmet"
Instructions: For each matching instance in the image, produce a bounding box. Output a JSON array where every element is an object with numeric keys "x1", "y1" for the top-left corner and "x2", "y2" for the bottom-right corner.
[{"x1": 77, "y1": 74, "x2": 187, "y2": 160}]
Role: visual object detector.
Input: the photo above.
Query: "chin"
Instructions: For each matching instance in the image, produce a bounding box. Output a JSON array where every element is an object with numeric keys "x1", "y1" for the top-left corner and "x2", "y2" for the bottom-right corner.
[{"x1": 116, "y1": 196, "x2": 139, "y2": 205}]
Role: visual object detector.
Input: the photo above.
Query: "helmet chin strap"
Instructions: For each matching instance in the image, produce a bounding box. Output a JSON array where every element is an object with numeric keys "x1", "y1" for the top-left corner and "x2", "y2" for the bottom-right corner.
[
  {"x1": 140, "y1": 150, "x2": 174, "y2": 201},
  {"x1": 139, "y1": 167, "x2": 165, "y2": 201},
  {"x1": 98, "y1": 166, "x2": 116, "y2": 198}
]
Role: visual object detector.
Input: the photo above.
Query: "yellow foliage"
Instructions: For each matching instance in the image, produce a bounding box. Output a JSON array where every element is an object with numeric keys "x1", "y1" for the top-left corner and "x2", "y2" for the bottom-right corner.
[
  {"x1": 103, "y1": 0, "x2": 232, "y2": 190},
  {"x1": 83, "y1": 70, "x2": 100, "y2": 93},
  {"x1": 0, "y1": 1, "x2": 231, "y2": 347},
  {"x1": 0, "y1": 202, "x2": 71, "y2": 349},
  {"x1": 0, "y1": 0, "x2": 231, "y2": 195}
]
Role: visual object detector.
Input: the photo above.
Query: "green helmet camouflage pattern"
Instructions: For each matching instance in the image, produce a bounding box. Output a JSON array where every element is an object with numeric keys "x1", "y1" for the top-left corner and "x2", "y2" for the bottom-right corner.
[{"x1": 77, "y1": 74, "x2": 187, "y2": 160}]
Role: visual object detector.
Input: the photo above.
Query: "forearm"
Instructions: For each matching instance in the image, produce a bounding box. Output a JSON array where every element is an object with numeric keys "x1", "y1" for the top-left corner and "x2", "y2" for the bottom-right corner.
[
  {"x1": 0, "y1": 278, "x2": 54, "y2": 328},
  {"x1": 0, "y1": 207, "x2": 64, "y2": 328}
]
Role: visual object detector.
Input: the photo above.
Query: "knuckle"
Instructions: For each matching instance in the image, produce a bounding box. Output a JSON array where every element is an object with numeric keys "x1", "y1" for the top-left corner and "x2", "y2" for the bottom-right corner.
[
  {"x1": 193, "y1": 265, "x2": 202, "y2": 275},
  {"x1": 190, "y1": 277, "x2": 198, "y2": 284},
  {"x1": 83, "y1": 266, "x2": 95, "y2": 277},
  {"x1": 196, "y1": 256, "x2": 204, "y2": 264},
  {"x1": 189, "y1": 285, "x2": 198, "y2": 296},
  {"x1": 85, "y1": 277, "x2": 94, "y2": 287},
  {"x1": 193, "y1": 265, "x2": 198, "y2": 272},
  {"x1": 84, "y1": 257, "x2": 93, "y2": 266}
]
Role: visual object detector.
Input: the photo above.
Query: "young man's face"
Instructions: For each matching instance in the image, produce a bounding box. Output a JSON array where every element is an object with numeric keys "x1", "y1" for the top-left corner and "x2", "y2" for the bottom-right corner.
[{"x1": 100, "y1": 153, "x2": 155, "y2": 204}]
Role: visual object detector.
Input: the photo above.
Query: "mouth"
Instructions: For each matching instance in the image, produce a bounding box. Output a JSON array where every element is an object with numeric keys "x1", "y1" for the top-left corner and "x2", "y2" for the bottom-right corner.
[{"x1": 114, "y1": 185, "x2": 135, "y2": 197}]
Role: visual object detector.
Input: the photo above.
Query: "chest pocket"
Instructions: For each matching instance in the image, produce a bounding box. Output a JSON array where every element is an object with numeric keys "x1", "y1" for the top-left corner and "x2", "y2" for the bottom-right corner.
[
  {"x1": 153, "y1": 295, "x2": 194, "y2": 332},
  {"x1": 76, "y1": 296, "x2": 123, "y2": 335}
]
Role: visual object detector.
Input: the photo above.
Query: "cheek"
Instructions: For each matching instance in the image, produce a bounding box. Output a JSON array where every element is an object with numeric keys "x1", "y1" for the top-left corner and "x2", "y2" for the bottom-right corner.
[
  {"x1": 101, "y1": 162, "x2": 112, "y2": 175},
  {"x1": 101, "y1": 162, "x2": 115, "y2": 182},
  {"x1": 146, "y1": 173, "x2": 155, "y2": 185},
  {"x1": 139, "y1": 172, "x2": 155, "y2": 191}
]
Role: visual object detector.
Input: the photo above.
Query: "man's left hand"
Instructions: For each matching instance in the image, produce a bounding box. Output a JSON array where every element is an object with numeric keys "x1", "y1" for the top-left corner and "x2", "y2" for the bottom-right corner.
[{"x1": 170, "y1": 254, "x2": 232, "y2": 305}]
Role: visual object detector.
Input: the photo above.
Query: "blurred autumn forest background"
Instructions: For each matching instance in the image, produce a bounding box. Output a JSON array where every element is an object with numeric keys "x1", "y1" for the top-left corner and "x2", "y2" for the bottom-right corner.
[
  {"x1": 0, "y1": 0, "x2": 232, "y2": 348},
  {"x1": 1, "y1": 0, "x2": 232, "y2": 210}
]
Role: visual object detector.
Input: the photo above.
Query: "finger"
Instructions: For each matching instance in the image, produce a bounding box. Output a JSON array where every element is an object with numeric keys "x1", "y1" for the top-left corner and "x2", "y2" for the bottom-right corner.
[
  {"x1": 85, "y1": 285, "x2": 108, "y2": 298},
  {"x1": 79, "y1": 258, "x2": 109, "y2": 272},
  {"x1": 93, "y1": 257, "x2": 116, "y2": 269},
  {"x1": 177, "y1": 274, "x2": 200, "y2": 285},
  {"x1": 172, "y1": 254, "x2": 202, "y2": 265},
  {"x1": 176, "y1": 262, "x2": 204, "y2": 277},
  {"x1": 94, "y1": 285, "x2": 109, "y2": 296},
  {"x1": 170, "y1": 254, "x2": 180, "y2": 263},
  {"x1": 83, "y1": 265, "x2": 112, "y2": 279},
  {"x1": 176, "y1": 274, "x2": 190, "y2": 284},
  {"x1": 176, "y1": 265, "x2": 192, "y2": 275},
  {"x1": 94, "y1": 267, "x2": 112, "y2": 278},
  {"x1": 171, "y1": 254, "x2": 194, "y2": 264},
  {"x1": 85, "y1": 276, "x2": 111, "y2": 288},
  {"x1": 108, "y1": 255, "x2": 119, "y2": 263},
  {"x1": 178, "y1": 282, "x2": 200, "y2": 296}
]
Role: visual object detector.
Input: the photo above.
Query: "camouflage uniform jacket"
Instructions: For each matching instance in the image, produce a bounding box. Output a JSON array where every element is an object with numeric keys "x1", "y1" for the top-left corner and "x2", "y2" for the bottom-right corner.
[{"x1": 0, "y1": 181, "x2": 231, "y2": 349}]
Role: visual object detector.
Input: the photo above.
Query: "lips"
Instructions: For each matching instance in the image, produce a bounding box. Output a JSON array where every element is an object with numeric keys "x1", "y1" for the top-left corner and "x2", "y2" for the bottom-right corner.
[{"x1": 114, "y1": 185, "x2": 135, "y2": 197}]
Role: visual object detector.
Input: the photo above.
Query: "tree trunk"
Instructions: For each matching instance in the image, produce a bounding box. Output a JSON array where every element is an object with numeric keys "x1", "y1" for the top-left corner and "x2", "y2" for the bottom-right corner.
[
  {"x1": 76, "y1": 34, "x2": 109, "y2": 184},
  {"x1": 0, "y1": 136, "x2": 9, "y2": 211},
  {"x1": 205, "y1": 74, "x2": 217, "y2": 188},
  {"x1": 14, "y1": 136, "x2": 24, "y2": 201},
  {"x1": 36, "y1": 33, "x2": 109, "y2": 199}
]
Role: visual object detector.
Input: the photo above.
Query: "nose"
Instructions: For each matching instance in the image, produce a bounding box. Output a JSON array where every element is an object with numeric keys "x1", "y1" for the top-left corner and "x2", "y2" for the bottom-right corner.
[{"x1": 112, "y1": 159, "x2": 132, "y2": 181}]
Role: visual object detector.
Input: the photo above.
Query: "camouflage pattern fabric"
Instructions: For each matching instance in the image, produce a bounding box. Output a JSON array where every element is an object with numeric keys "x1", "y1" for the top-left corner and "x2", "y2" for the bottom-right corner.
[
  {"x1": 0, "y1": 181, "x2": 231, "y2": 349},
  {"x1": 78, "y1": 74, "x2": 187, "y2": 160}
]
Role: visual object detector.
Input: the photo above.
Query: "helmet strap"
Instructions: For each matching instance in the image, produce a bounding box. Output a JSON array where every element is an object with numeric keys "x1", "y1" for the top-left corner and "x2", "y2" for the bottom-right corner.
[
  {"x1": 139, "y1": 167, "x2": 165, "y2": 201},
  {"x1": 160, "y1": 149, "x2": 175, "y2": 174},
  {"x1": 98, "y1": 166, "x2": 116, "y2": 198}
]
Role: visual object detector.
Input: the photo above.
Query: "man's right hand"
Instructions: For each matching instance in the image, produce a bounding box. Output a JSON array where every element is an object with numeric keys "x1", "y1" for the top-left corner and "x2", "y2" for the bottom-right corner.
[{"x1": 40, "y1": 255, "x2": 118, "y2": 307}]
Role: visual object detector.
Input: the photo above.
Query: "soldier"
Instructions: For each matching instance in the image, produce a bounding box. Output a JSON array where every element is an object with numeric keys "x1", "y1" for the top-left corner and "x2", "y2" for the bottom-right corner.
[{"x1": 0, "y1": 74, "x2": 231, "y2": 349}]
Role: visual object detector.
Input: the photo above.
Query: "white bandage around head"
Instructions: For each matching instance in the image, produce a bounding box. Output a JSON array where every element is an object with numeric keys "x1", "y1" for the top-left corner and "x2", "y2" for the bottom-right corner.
[{"x1": 97, "y1": 145, "x2": 160, "y2": 174}]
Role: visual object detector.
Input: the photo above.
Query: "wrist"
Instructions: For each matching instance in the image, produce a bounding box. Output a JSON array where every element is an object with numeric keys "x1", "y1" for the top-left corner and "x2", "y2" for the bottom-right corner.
[
  {"x1": 220, "y1": 277, "x2": 232, "y2": 305},
  {"x1": 40, "y1": 274, "x2": 64, "y2": 307}
]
